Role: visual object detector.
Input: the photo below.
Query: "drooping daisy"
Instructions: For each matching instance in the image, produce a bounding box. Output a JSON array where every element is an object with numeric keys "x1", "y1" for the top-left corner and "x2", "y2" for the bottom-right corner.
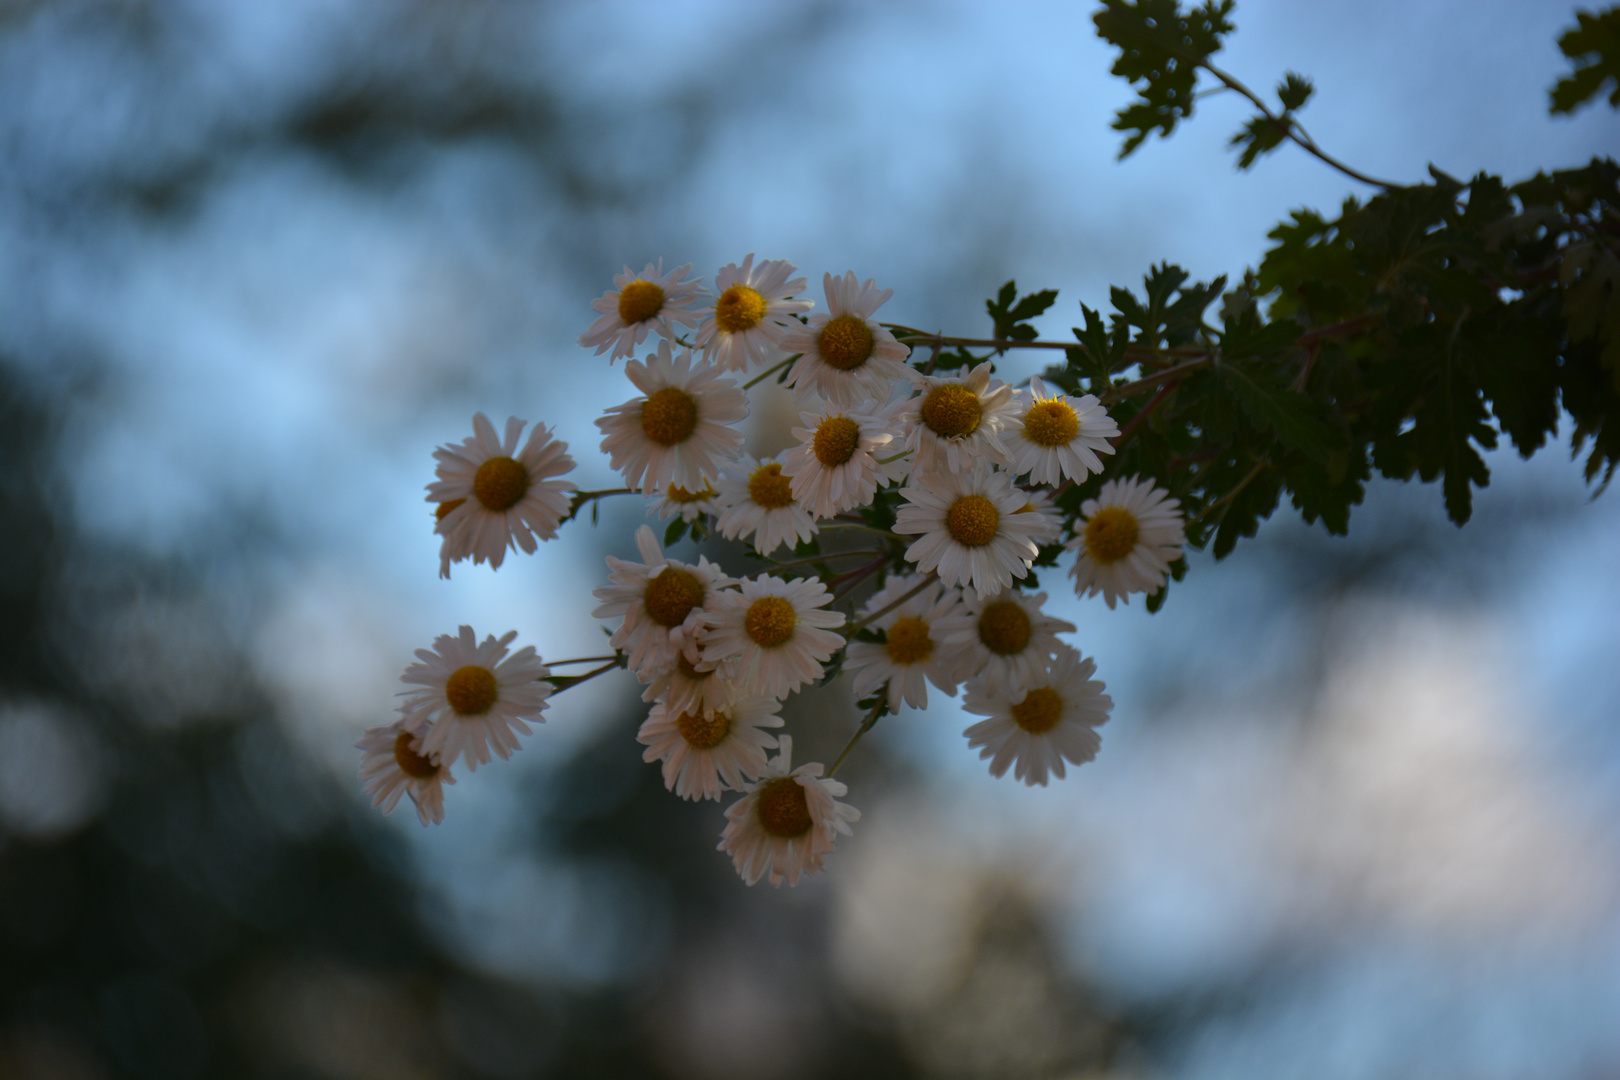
[
  {"x1": 640, "y1": 651, "x2": 737, "y2": 720},
  {"x1": 399, "y1": 627, "x2": 552, "y2": 772},
  {"x1": 932, "y1": 587, "x2": 1075, "y2": 697},
  {"x1": 894, "y1": 361, "x2": 1019, "y2": 482},
  {"x1": 356, "y1": 718, "x2": 454, "y2": 827},
  {"x1": 647, "y1": 481, "x2": 721, "y2": 522},
  {"x1": 718, "y1": 736, "x2": 860, "y2": 887},
  {"x1": 780, "y1": 271, "x2": 911, "y2": 407},
  {"x1": 592, "y1": 524, "x2": 735, "y2": 678},
  {"x1": 1065, "y1": 475, "x2": 1186, "y2": 608},
  {"x1": 429, "y1": 414, "x2": 577, "y2": 579},
  {"x1": 700, "y1": 575, "x2": 845, "y2": 701},
  {"x1": 637, "y1": 694, "x2": 784, "y2": 802},
  {"x1": 578, "y1": 260, "x2": 704, "y2": 362},
  {"x1": 714, "y1": 453, "x2": 819, "y2": 556},
  {"x1": 780, "y1": 407, "x2": 906, "y2": 519},
  {"x1": 962, "y1": 646, "x2": 1112, "y2": 786},
  {"x1": 597, "y1": 341, "x2": 749, "y2": 495},
  {"x1": 694, "y1": 254, "x2": 813, "y2": 373},
  {"x1": 1005, "y1": 376, "x2": 1119, "y2": 485},
  {"x1": 843, "y1": 575, "x2": 965, "y2": 712},
  {"x1": 892, "y1": 464, "x2": 1057, "y2": 598}
]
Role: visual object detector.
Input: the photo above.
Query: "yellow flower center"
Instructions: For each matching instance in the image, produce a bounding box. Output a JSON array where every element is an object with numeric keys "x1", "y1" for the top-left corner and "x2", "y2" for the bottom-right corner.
[
  {"x1": 674, "y1": 709, "x2": 732, "y2": 750},
  {"x1": 666, "y1": 483, "x2": 715, "y2": 503},
  {"x1": 747, "y1": 462, "x2": 795, "y2": 509},
  {"x1": 714, "y1": 284, "x2": 767, "y2": 334},
  {"x1": 756, "y1": 777, "x2": 813, "y2": 838},
  {"x1": 617, "y1": 280, "x2": 666, "y2": 325},
  {"x1": 884, "y1": 616, "x2": 934, "y2": 665},
  {"x1": 1084, "y1": 506, "x2": 1140, "y2": 565},
  {"x1": 444, "y1": 665, "x2": 498, "y2": 716},
  {"x1": 812, "y1": 416, "x2": 861, "y2": 468},
  {"x1": 473, "y1": 456, "x2": 529, "y2": 512},
  {"x1": 1010, "y1": 686, "x2": 1063, "y2": 734},
  {"x1": 435, "y1": 498, "x2": 466, "y2": 521},
  {"x1": 976, "y1": 601, "x2": 1032, "y2": 655},
  {"x1": 919, "y1": 384, "x2": 982, "y2": 438},
  {"x1": 392, "y1": 729, "x2": 439, "y2": 779},
  {"x1": 744, "y1": 595, "x2": 796, "y2": 648},
  {"x1": 1022, "y1": 399, "x2": 1079, "y2": 447},
  {"x1": 817, "y1": 314, "x2": 875, "y2": 371},
  {"x1": 945, "y1": 494, "x2": 1000, "y2": 547},
  {"x1": 643, "y1": 566, "x2": 705, "y2": 627},
  {"x1": 640, "y1": 386, "x2": 700, "y2": 446}
]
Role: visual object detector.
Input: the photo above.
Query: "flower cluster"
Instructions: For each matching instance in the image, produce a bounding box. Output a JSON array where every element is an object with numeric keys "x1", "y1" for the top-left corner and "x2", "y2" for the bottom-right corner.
[{"x1": 359, "y1": 254, "x2": 1188, "y2": 890}]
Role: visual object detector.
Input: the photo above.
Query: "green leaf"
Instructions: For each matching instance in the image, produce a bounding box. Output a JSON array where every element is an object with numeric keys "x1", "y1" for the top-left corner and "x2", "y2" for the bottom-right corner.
[
  {"x1": 1550, "y1": 6, "x2": 1620, "y2": 114},
  {"x1": 663, "y1": 518, "x2": 688, "y2": 547},
  {"x1": 1220, "y1": 358, "x2": 1335, "y2": 461},
  {"x1": 1230, "y1": 114, "x2": 1289, "y2": 170},
  {"x1": 1094, "y1": 0, "x2": 1237, "y2": 157},
  {"x1": 987, "y1": 280, "x2": 1059, "y2": 343},
  {"x1": 1277, "y1": 71, "x2": 1314, "y2": 111}
]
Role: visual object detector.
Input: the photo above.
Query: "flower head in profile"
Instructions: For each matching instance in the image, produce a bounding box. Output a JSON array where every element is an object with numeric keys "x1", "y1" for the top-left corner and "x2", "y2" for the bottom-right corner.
[
  {"x1": 592, "y1": 524, "x2": 735, "y2": 678},
  {"x1": 694, "y1": 254, "x2": 813, "y2": 372},
  {"x1": 647, "y1": 481, "x2": 721, "y2": 522},
  {"x1": 637, "y1": 694, "x2": 784, "y2": 801},
  {"x1": 597, "y1": 341, "x2": 749, "y2": 495},
  {"x1": 357, "y1": 718, "x2": 455, "y2": 826},
  {"x1": 398, "y1": 626, "x2": 552, "y2": 771},
  {"x1": 1065, "y1": 475, "x2": 1186, "y2": 608},
  {"x1": 718, "y1": 736, "x2": 860, "y2": 887},
  {"x1": 1005, "y1": 376, "x2": 1119, "y2": 485},
  {"x1": 640, "y1": 651, "x2": 736, "y2": 720},
  {"x1": 892, "y1": 463, "x2": 1056, "y2": 598},
  {"x1": 781, "y1": 271, "x2": 911, "y2": 407},
  {"x1": 701, "y1": 575, "x2": 845, "y2": 701},
  {"x1": 844, "y1": 575, "x2": 965, "y2": 712},
  {"x1": 932, "y1": 586, "x2": 1075, "y2": 697},
  {"x1": 781, "y1": 406, "x2": 906, "y2": 519},
  {"x1": 429, "y1": 414, "x2": 577, "y2": 578},
  {"x1": 895, "y1": 361, "x2": 1019, "y2": 483},
  {"x1": 579, "y1": 260, "x2": 704, "y2": 362},
  {"x1": 961, "y1": 646, "x2": 1112, "y2": 786},
  {"x1": 714, "y1": 452, "x2": 820, "y2": 556}
]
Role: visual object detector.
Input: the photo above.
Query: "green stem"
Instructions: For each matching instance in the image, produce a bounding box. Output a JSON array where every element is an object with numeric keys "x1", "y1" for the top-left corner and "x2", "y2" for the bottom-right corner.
[
  {"x1": 1189, "y1": 462, "x2": 1268, "y2": 526},
  {"x1": 742, "y1": 354, "x2": 800, "y2": 390},
  {"x1": 563, "y1": 487, "x2": 635, "y2": 523},
  {"x1": 543, "y1": 657, "x2": 624, "y2": 693},
  {"x1": 844, "y1": 571, "x2": 936, "y2": 636},
  {"x1": 755, "y1": 549, "x2": 887, "y2": 573},
  {"x1": 546, "y1": 655, "x2": 620, "y2": 666},
  {"x1": 827, "y1": 697, "x2": 890, "y2": 778}
]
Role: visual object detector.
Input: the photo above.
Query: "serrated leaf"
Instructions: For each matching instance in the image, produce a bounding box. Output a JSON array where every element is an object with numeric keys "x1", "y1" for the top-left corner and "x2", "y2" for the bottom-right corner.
[
  {"x1": 1230, "y1": 113, "x2": 1289, "y2": 170},
  {"x1": 1220, "y1": 359, "x2": 1335, "y2": 461},
  {"x1": 1550, "y1": 7, "x2": 1620, "y2": 114},
  {"x1": 663, "y1": 518, "x2": 688, "y2": 547},
  {"x1": 1277, "y1": 71, "x2": 1314, "y2": 111},
  {"x1": 1095, "y1": 0, "x2": 1238, "y2": 157}
]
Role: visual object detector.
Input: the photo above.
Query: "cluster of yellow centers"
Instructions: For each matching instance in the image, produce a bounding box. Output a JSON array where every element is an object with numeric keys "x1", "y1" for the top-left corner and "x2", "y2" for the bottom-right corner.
[
  {"x1": 473, "y1": 456, "x2": 530, "y2": 512},
  {"x1": 641, "y1": 387, "x2": 700, "y2": 446},
  {"x1": 976, "y1": 601, "x2": 1032, "y2": 655},
  {"x1": 756, "y1": 777, "x2": 813, "y2": 838},
  {"x1": 812, "y1": 416, "x2": 861, "y2": 468},
  {"x1": 392, "y1": 729, "x2": 440, "y2": 779},
  {"x1": 714, "y1": 284, "x2": 767, "y2": 334},
  {"x1": 1010, "y1": 686, "x2": 1063, "y2": 734},
  {"x1": 1084, "y1": 506, "x2": 1139, "y2": 565},
  {"x1": 817, "y1": 314, "x2": 875, "y2": 371},
  {"x1": 747, "y1": 462, "x2": 795, "y2": 509},
  {"x1": 945, "y1": 494, "x2": 1001, "y2": 547},
  {"x1": 644, "y1": 566, "x2": 705, "y2": 627},
  {"x1": 445, "y1": 664, "x2": 499, "y2": 716},
  {"x1": 1022, "y1": 397, "x2": 1079, "y2": 447},
  {"x1": 674, "y1": 709, "x2": 732, "y2": 750},
  {"x1": 920, "y1": 383, "x2": 982, "y2": 438},
  {"x1": 884, "y1": 616, "x2": 934, "y2": 665},
  {"x1": 744, "y1": 596, "x2": 797, "y2": 648},
  {"x1": 617, "y1": 280, "x2": 666, "y2": 325}
]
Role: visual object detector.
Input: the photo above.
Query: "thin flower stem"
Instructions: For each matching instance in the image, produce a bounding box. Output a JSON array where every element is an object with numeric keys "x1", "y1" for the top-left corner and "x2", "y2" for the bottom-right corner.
[
  {"x1": 564, "y1": 487, "x2": 635, "y2": 523},
  {"x1": 1189, "y1": 462, "x2": 1268, "y2": 526},
  {"x1": 542, "y1": 658, "x2": 623, "y2": 693},
  {"x1": 823, "y1": 520, "x2": 904, "y2": 542},
  {"x1": 1110, "y1": 379, "x2": 1180, "y2": 448},
  {"x1": 756, "y1": 549, "x2": 887, "y2": 573},
  {"x1": 831, "y1": 555, "x2": 890, "y2": 601},
  {"x1": 875, "y1": 450, "x2": 913, "y2": 465},
  {"x1": 827, "y1": 697, "x2": 889, "y2": 779},
  {"x1": 1097, "y1": 356, "x2": 1213, "y2": 405},
  {"x1": 884, "y1": 325, "x2": 1204, "y2": 361},
  {"x1": 845, "y1": 571, "x2": 937, "y2": 636},
  {"x1": 741, "y1": 354, "x2": 801, "y2": 389},
  {"x1": 545, "y1": 655, "x2": 620, "y2": 666}
]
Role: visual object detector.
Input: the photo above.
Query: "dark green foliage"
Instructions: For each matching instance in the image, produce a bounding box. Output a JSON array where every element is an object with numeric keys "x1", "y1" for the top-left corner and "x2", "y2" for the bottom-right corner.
[
  {"x1": 1550, "y1": 6, "x2": 1620, "y2": 113},
  {"x1": 987, "y1": 280, "x2": 1060, "y2": 344},
  {"x1": 1094, "y1": 0, "x2": 1236, "y2": 157}
]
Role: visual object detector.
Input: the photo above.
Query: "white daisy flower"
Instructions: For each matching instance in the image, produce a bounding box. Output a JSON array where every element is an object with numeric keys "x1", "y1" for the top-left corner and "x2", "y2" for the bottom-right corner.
[
  {"x1": 718, "y1": 736, "x2": 860, "y2": 887},
  {"x1": 398, "y1": 627, "x2": 552, "y2": 772},
  {"x1": 694, "y1": 254, "x2": 813, "y2": 372},
  {"x1": 844, "y1": 575, "x2": 965, "y2": 712},
  {"x1": 781, "y1": 407, "x2": 905, "y2": 520},
  {"x1": 714, "y1": 453, "x2": 819, "y2": 556},
  {"x1": 780, "y1": 271, "x2": 911, "y2": 407},
  {"x1": 637, "y1": 694, "x2": 784, "y2": 802},
  {"x1": 894, "y1": 361, "x2": 1019, "y2": 483},
  {"x1": 356, "y1": 718, "x2": 454, "y2": 827},
  {"x1": 429, "y1": 414, "x2": 577, "y2": 579},
  {"x1": 962, "y1": 646, "x2": 1112, "y2": 786},
  {"x1": 646, "y1": 481, "x2": 721, "y2": 522},
  {"x1": 1012, "y1": 488, "x2": 1065, "y2": 546},
  {"x1": 700, "y1": 575, "x2": 846, "y2": 701},
  {"x1": 932, "y1": 587, "x2": 1076, "y2": 697},
  {"x1": 597, "y1": 341, "x2": 749, "y2": 495},
  {"x1": 639, "y1": 652, "x2": 737, "y2": 720},
  {"x1": 578, "y1": 260, "x2": 704, "y2": 362},
  {"x1": 592, "y1": 524, "x2": 735, "y2": 678},
  {"x1": 1005, "y1": 376, "x2": 1119, "y2": 485},
  {"x1": 892, "y1": 463, "x2": 1056, "y2": 598},
  {"x1": 1065, "y1": 475, "x2": 1187, "y2": 608}
]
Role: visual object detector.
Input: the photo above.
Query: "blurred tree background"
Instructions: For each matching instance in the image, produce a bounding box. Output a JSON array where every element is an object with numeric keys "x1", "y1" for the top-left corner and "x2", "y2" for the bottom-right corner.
[{"x1": 1, "y1": 2, "x2": 1617, "y2": 1078}]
